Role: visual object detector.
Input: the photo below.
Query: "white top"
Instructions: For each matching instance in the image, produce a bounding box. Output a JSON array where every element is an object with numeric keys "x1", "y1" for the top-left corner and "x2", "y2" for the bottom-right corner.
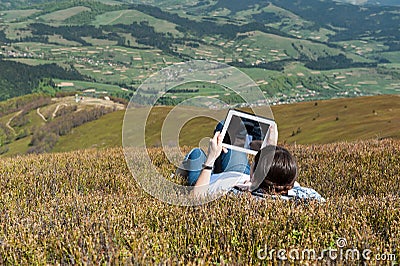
[
  {"x1": 208, "y1": 172, "x2": 325, "y2": 202},
  {"x1": 208, "y1": 172, "x2": 250, "y2": 194}
]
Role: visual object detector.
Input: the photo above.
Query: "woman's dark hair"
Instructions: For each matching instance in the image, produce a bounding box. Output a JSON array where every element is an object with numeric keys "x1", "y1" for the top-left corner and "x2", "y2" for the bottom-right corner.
[{"x1": 253, "y1": 146, "x2": 297, "y2": 195}]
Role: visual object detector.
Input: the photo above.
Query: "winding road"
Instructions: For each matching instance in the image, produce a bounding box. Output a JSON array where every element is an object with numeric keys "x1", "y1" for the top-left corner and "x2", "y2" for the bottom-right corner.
[
  {"x1": 36, "y1": 108, "x2": 47, "y2": 122},
  {"x1": 52, "y1": 104, "x2": 68, "y2": 118},
  {"x1": 6, "y1": 110, "x2": 22, "y2": 133}
]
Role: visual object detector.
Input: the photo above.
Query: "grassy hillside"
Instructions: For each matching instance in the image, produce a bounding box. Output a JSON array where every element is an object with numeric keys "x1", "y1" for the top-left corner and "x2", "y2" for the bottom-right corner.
[
  {"x1": 92, "y1": 9, "x2": 180, "y2": 35},
  {"x1": 0, "y1": 95, "x2": 125, "y2": 156},
  {"x1": 33, "y1": 95, "x2": 399, "y2": 155},
  {"x1": 2, "y1": 94, "x2": 398, "y2": 157},
  {"x1": 0, "y1": 140, "x2": 398, "y2": 264},
  {"x1": 39, "y1": 6, "x2": 91, "y2": 24},
  {"x1": 53, "y1": 110, "x2": 124, "y2": 152}
]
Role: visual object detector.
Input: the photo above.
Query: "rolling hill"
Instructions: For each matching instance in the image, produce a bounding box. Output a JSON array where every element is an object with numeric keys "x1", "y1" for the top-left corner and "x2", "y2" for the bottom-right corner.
[
  {"x1": 0, "y1": 0, "x2": 399, "y2": 156},
  {"x1": 2, "y1": 94, "x2": 398, "y2": 157},
  {"x1": 70, "y1": 94, "x2": 400, "y2": 147},
  {"x1": 0, "y1": 94, "x2": 125, "y2": 156}
]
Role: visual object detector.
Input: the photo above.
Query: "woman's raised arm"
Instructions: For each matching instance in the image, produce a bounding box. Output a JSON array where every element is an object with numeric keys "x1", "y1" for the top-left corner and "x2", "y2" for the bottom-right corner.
[{"x1": 193, "y1": 131, "x2": 225, "y2": 196}]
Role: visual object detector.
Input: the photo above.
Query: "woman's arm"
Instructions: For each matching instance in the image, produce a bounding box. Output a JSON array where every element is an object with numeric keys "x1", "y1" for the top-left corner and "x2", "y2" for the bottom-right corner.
[{"x1": 193, "y1": 131, "x2": 224, "y2": 196}]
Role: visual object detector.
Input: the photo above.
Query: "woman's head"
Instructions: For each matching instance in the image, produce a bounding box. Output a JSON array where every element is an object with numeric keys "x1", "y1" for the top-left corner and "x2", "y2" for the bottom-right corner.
[{"x1": 251, "y1": 146, "x2": 297, "y2": 195}]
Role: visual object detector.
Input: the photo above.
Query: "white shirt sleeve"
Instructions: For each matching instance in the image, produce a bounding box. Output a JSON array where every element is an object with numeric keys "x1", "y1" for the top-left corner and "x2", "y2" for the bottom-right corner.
[{"x1": 208, "y1": 172, "x2": 250, "y2": 194}]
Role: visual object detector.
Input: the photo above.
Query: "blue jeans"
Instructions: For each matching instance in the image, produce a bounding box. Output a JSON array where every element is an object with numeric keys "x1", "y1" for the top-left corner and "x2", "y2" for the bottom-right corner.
[{"x1": 177, "y1": 121, "x2": 250, "y2": 186}]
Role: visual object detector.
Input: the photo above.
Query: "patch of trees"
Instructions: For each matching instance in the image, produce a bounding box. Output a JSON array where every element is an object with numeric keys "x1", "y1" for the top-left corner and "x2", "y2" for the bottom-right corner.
[
  {"x1": 0, "y1": 59, "x2": 87, "y2": 101},
  {"x1": 252, "y1": 11, "x2": 282, "y2": 24},
  {"x1": 218, "y1": 93, "x2": 246, "y2": 105},
  {"x1": 206, "y1": 0, "x2": 264, "y2": 14},
  {"x1": 229, "y1": 60, "x2": 289, "y2": 71},
  {"x1": 155, "y1": 92, "x2": 246, "y2": 106},
  {"x1": 108, "y1": 90, "x2": 133, "y2": 101},
  {"x1": 186, "y1": 42, "x2": 200, "y2": 48},
  {"x1": 183, "y1": 19, "x2": 280, "y2": 39},
  {"x1": 28, "y1": 106, "x2": 113, "y2": 154},
  {"x1": 29, "y1": 23, "x2": 118, "y2": 46},
  {"x1": 0, "y1": 30, "x2": 11, "y2": 43},
  {"x1": 32, "y1": 78, "x2": 58, "y2": 96},
  {"x1": 54, "y1": 105, "x2": 78, "y2": 118},
  {"x1": 109, "y1": 21, "x2": 174, "y2": 53},
  {"x1": 18, "y1": 35, "x2": 49, "y2": 43},
  {"x1": 109, "y1": 96, "x2": 129, "y2": 106},
  {"x1": 304, "y1": 54, "x2": 377, "y2": 70},
  {"x1": 155, "y1": 96, "x2": 181, "y2": 106},
  {"x1": 0, "y1": 94, "x2": 51, "y2": 117},
  {"x1": 55, "y1": 91, "x2": 78, "y2": 98},
  {"x1": 167, "y1": 88, "x2": 199, "y2": 93}
]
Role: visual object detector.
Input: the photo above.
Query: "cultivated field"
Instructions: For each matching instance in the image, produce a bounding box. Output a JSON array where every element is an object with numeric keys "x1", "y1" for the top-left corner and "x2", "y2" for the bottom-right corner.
[
  {"x1": 40, "y1": 6, "x2": 91, "y2": 23},
  {"x1": 92, "y1": 9, "x2": 180, "y2": 35},
  {"x1": 0, "y1": 140, "x2": 399, "y2": 264}
]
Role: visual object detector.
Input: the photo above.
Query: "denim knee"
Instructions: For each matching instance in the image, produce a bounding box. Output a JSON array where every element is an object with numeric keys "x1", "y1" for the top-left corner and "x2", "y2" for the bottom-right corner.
[{"x1": 186, "y1": 148, "x2": 205, "y2": 160}]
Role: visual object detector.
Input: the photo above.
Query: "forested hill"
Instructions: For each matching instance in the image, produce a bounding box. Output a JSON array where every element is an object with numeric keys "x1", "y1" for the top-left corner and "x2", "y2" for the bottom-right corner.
[
  {"x1": 2, "y1": 0, "x2": 400, "y2": 50},
  {"x1": 0, "y1": 60, "x2": 87, "y2": 100},
  {"x1": 205, "y1": 0, "x2": 400, "y2": 45}
]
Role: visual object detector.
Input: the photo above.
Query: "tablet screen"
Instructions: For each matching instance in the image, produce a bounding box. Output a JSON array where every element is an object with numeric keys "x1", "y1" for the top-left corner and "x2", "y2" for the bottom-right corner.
[{"x1": 221, "y1": 110, "x2": 274, "y2": 154}]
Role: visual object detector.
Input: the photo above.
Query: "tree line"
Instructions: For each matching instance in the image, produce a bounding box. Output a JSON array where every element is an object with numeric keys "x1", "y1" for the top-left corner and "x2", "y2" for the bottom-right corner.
[
  {"x1": 304, "y1": 54, "x2": 377, "y2": 70},
  {"x1": 0, "y1": 60, "x2": 87, "y2": 101}
]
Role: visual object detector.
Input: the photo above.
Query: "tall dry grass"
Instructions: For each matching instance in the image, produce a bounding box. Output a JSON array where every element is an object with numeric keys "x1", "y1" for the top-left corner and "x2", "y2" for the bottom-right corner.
[{"x1": 0, "y1": 139, "x2": 399, "y2": 264}]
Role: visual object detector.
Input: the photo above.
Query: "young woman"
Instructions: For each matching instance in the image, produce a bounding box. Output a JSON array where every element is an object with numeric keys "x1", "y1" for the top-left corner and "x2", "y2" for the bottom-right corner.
[{"x1": 177, "y1": 123, "x2": 325, "y2": 202}]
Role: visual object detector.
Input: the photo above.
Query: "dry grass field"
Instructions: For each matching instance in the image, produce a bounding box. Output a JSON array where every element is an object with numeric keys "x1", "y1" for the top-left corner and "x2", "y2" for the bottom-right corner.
[{"x1": 0, "y1": 139, "x2": 399, "y2": 264}]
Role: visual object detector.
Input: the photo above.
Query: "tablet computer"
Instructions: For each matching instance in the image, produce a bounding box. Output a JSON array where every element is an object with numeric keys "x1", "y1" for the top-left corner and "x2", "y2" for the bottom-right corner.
[{"x1": 220, "y1": 109, "x2": 276, "y2": 155}]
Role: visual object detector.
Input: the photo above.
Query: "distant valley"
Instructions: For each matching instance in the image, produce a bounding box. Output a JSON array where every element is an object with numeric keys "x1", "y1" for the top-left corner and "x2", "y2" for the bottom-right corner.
[{"x1": 0, "y1": 0, "x2": 399, "y2": 104}]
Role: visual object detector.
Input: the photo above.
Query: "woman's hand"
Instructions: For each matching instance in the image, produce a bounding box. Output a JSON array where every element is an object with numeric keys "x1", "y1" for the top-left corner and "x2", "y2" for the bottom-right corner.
[{"x1": 204, "y1": 131, "x2": 226, "y2": 166}]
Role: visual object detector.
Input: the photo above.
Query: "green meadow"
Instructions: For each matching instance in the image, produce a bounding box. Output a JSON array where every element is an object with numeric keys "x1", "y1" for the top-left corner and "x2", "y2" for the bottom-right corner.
[{"x1": 3, "y1": 94, "x2": 395, "y2": 157}]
